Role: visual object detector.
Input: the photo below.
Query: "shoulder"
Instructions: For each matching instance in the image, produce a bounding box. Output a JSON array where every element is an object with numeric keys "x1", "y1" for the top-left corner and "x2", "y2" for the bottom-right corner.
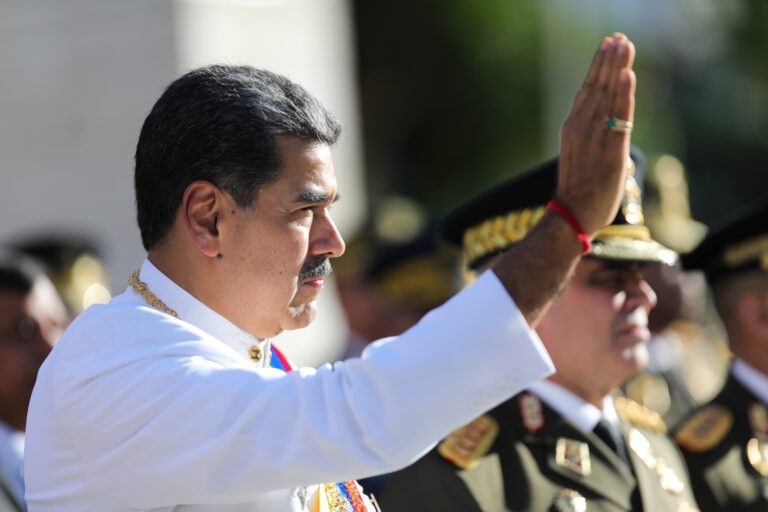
[
  {"x1": 43, "y1": 292, "x2": 238, "y2": 392},
  {"x1": 438, "y1": 414, "x2": 500, "y2": 470},
  {"x1": 674, "y1": 403, "x2": 734, "y2": 454},
  {"x1": 614, "y1": 396, "x2": 667, "y2": 433}
]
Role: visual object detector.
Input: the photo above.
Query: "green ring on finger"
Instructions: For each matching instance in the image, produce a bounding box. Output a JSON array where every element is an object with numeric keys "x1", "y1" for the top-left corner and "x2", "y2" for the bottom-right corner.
[{"x1": 605, "y1": 117, "x2": 633, "y2": 133}]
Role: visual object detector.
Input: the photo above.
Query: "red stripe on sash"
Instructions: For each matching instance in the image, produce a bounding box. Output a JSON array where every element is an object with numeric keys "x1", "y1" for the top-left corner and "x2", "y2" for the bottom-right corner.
[{"x1": 271, "y1": 345, "x2": 293, "y2": 372}]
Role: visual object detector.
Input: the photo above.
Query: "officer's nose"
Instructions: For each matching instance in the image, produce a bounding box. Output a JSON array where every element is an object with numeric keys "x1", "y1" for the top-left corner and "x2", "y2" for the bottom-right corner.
[{"x1": 625, "y1": 272, "x2": 657, "y2": 313}]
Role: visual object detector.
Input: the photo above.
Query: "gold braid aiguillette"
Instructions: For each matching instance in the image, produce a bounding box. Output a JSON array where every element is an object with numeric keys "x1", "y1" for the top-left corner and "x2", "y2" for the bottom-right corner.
[{"x1": 129, "y1": 270, "x2": 179, "y2": 318}]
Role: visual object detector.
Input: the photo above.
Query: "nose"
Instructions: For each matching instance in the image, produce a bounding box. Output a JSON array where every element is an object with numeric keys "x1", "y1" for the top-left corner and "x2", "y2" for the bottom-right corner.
[
  {"x1": 625, "y1": 273, "x2": 657, "y2": 312},
  {"x1": 310, "y1": 209, "x2": 346, "y2": 259}
]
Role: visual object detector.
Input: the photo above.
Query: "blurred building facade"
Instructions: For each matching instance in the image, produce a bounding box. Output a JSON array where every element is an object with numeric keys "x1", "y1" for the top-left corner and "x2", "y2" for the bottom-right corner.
[{"x1": 0, "y1": 0, "x2": 365, "y2": 365}]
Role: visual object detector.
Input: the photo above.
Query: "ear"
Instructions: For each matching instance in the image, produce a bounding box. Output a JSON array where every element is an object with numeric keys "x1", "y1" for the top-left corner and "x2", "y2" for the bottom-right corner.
[{"x1": 182, "y1": 180, "x2": 226, "y2": 258}]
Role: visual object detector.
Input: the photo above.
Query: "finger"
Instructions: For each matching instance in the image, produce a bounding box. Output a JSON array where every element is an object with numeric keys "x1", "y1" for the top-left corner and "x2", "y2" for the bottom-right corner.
[
  {"x1": 584, "y1": 37, "x2": 613, "y2": 86},
  {"x1": 575, "y1": 36, "x2": 627, "y2": 123},
  {"x1": 608, "y1": 38, "x2": 635, "y2": 93},
  {"x1": 596, "y1": 33, "x2": 625, "y2": 90},
  {"x1": 582, "y1": 38, "x2": 635, "y2": 128},
  {"x1": 570, "y1": 36, "x2": 615, "y2": 116},
  {"x1": 612, "y1": 68, "x2": 636, "y2": 123}
]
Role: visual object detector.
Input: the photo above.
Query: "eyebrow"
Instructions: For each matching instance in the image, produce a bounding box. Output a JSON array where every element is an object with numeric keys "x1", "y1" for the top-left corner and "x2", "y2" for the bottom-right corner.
[{"x1": 295, "y1": 190, "x2": 340, "y2": 205}]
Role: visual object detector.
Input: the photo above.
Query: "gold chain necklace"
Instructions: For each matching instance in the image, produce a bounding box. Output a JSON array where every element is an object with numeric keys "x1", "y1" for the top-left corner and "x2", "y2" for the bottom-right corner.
[
  {"x1": 127, "y1": 269, "x2": 266, "y2": 364},
  {"x1": 129, "y1": 270, "x2": 179, "y2": 317}
]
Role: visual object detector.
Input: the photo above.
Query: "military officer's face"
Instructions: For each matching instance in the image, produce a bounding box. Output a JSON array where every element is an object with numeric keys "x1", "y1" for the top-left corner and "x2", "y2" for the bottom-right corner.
[
  {"x1": 216, "y1": 136, "x2": 346, "y2": 339},
  {"x1": 536, "y1": 259, "x2": 657, "y2": 406}
]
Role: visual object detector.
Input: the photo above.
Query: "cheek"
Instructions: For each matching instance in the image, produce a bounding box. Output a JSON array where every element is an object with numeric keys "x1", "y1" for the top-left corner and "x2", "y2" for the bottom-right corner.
[{"x1": 0, "y1": 350, "x2": 29, "y2": 390}]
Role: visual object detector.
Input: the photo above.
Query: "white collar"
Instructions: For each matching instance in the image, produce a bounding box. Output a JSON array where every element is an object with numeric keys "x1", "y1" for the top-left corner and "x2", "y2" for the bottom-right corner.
[
  {"x1": 732, "y1": 358, "x2": 768, "y2": 405},
  {"x1": 527, "y1": 379, "x2": 619, "y2": 432},
  {"x1": 134, "y1": 259, "x2": 272, "y2": 366}
]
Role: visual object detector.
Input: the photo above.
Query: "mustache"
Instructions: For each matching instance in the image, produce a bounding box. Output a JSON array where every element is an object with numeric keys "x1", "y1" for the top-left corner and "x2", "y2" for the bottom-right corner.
[{"x1": 299, "y1": 258, "x2": 332, "y2": 281}]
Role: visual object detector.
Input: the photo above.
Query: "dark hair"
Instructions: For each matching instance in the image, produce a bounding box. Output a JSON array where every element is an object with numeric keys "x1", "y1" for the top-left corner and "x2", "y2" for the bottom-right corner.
[
  {"x1": 134, "y1": 65, "x2": 342, "y2": 250},
  {"x1": 0, "y1": 250, "x2": 45, "y2": 295}
]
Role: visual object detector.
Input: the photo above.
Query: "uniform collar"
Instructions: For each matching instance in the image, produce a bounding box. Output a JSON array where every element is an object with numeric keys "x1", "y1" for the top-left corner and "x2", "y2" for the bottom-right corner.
[
  {"x1": 527, "y1": 379, "x2": 619, "y2": 432},
  {"x1": 135, "y1": 259, "x2": 271, "y2": 366},
  {"x1": 732, "y1": 357, "x2": 768, "y2": 405}
]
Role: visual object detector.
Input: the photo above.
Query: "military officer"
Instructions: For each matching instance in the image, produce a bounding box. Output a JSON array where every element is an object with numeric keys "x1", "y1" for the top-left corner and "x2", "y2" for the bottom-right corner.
[
  {"x1": 379, "y1": 150, "x2": 700, "y2": 512},
  {"x1": 674, "y1": 201, "x2": 768, "y2": 512}
]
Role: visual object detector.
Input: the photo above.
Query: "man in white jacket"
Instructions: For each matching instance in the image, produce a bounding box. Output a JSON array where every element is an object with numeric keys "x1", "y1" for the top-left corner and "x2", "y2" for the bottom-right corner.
[{"x1": 25, "y1": 33, "x2": 637, "y2": 511}]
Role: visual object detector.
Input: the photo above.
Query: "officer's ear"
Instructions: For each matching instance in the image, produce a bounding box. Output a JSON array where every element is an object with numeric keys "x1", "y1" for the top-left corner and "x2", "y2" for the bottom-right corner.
[{"x1": 182, "y1": 180, "x2": 226, "y2": 259}]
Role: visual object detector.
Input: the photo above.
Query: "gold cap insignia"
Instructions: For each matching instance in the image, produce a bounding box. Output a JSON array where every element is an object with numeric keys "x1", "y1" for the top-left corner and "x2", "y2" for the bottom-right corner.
[
  {"x1": 622, "y1": 172, "x2": 645, "y2": 225},
  {"x1": 438, "y1": 415, "x2": 499, "y2": 470},
  {"x1": 675, "y1": 404, "x2": 733, "y2": 453},
  {"x1": 519, "y1": 392, "x2": 545, "y2": 434},
  {"x1": 556, "y1": 438, "x2": 591, "y2": 476},
  {"x1": 553, "y1": 489, "x2": 587, "y2": 512},
  {"x1": 746, "y1": 438, "x2": 768, "y2": 477},
  {"x1": 722, "y1": 234, "x2": 768, "y2": 271}
]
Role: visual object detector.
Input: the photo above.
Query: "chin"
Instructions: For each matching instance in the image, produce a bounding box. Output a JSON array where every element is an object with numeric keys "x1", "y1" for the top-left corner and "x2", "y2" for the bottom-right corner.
[
  {"x1": 619, "y1": 343, "x2": 649, "y2": 371},
  {"x1": 285, "y1": 301, "x2": 318, "y2": 330}
]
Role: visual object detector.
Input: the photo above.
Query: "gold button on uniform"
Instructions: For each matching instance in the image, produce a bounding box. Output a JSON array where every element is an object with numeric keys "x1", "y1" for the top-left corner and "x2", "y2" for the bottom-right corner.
[{"x1": 248, "y1": 345, "x2": 262, "y2": 363}]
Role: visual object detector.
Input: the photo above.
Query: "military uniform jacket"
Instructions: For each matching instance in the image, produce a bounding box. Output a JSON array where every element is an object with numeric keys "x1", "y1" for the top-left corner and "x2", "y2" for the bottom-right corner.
[
  {"x1": 380, "y1": 392, "x2": 699, "y2": 511},
  {"x1": 675, "y1": 371, "x2": 768, "y2": 512}
]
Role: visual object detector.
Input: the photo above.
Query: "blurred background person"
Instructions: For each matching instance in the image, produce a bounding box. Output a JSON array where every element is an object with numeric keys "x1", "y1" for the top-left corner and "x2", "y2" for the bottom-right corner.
[
  {"x1": 334, "y1": 197, "x2": 461, "y2": 496},
  {"x1": 10, "y1": 235, "x2": 111, "y2": 318},
  {"x1": 674, "y1": 201, "x2": 768, "y2": 512},
  {"x1": 0, "y1": 251, "x2": 68, "y2": 512},
  {"x1": 623, "y1": 155, "x2": 730, "y2": 427},
  {"x1": 335, "y1": 196, "x2": 461, "y2": 359}
]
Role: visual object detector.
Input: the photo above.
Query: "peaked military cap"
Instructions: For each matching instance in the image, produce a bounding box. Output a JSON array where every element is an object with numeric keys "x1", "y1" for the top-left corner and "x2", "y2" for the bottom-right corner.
[
  {"x1": 440, "y1": 147, "x2": 678, "y2": 271},
  {"x1": 681, "y1": 200, "x2": 768, "y2": 284}
]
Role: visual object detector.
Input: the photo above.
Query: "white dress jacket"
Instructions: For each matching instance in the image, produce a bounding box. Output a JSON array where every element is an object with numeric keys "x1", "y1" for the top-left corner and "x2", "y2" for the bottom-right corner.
[{"x1": 24, "y1": 259, "x2": 553, "y2": 511}]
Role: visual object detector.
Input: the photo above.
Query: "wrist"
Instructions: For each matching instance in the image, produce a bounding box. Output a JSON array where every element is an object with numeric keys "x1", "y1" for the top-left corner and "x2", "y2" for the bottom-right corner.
[{"x1": 546, "y1": 199, "x2": 592, "y2": 256}]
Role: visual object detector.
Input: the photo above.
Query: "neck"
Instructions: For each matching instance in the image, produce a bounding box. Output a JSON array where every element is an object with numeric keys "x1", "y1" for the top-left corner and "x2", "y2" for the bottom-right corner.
[
  {"x1": 546, "y1": 375, "x2": 608, "y2": 408},
  {"x1": 147, "y1": 241, "x2": 220, "y2": 314}
]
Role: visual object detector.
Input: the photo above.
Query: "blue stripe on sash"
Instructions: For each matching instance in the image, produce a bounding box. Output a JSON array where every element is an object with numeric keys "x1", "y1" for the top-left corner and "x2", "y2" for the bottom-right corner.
[{"x1": 268, "y1": 349, "x2": 288, "y2": 372}]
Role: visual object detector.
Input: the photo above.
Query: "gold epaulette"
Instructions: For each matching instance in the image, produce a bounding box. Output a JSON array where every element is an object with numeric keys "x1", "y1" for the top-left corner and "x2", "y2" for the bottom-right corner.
[
  {"x1": 438, "y1": 415, "x2": 499, "y2": 470},
  {"x1": 614, "y1": 396, "x2": 667, "y2": 433},
  {"x1": 675, "y1": 404, "x2": 733, "y2": 453}
]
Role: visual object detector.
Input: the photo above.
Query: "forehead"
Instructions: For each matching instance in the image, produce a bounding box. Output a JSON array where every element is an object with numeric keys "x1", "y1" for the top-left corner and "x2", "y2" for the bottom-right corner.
[
  {"x1": 272, "y1": 137, "x2": 336, "y2": 194},
  {"x1": 579, "y1": 258, "x2": 643, "y2": 273}
]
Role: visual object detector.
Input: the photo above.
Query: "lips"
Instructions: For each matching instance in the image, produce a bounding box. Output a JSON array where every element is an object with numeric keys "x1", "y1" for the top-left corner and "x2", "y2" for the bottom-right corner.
[
  {"x1": 620, "y1": 323, "x2": 649, "y2": 339},
  {"x1": 303, "y1": 277, "x2": 324, "y2": 289}
]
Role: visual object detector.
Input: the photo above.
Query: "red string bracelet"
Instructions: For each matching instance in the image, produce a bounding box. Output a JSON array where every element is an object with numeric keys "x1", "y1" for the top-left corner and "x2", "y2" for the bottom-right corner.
[{"x1": 546, "y1": 199, "x2": 592, "y2": 256}]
